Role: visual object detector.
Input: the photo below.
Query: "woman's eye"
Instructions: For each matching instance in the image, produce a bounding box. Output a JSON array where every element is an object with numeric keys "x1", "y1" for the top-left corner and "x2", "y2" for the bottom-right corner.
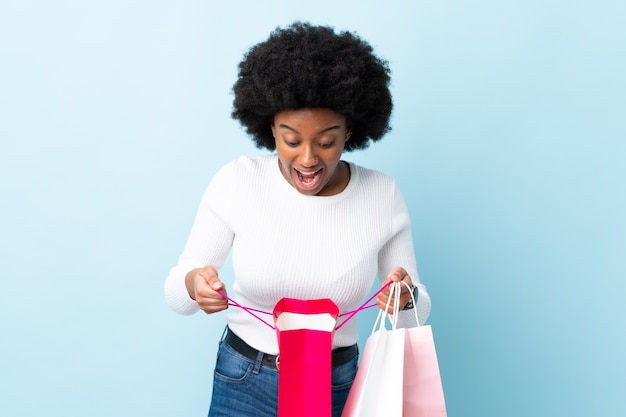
[
  {"x1": 320, "y1": 142, "x2": 334, "y2": 149},
  {"x1": 283, "y1": 138, "x2": 299, "y2": 147}
]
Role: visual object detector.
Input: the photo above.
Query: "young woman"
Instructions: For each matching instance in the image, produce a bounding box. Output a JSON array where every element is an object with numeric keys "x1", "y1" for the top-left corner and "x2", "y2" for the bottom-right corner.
[{"x1": 164, "y1": 22, "x2": 431, "y2": 417}]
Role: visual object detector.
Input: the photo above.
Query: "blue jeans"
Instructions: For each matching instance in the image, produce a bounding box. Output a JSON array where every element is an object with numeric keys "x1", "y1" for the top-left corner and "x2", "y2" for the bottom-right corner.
[{"x1": 208, "y1": 338, "x2": 358, "y2": 417}]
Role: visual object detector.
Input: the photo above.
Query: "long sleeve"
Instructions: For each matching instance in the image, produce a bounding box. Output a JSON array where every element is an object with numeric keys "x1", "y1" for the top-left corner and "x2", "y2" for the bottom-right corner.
[
  {"x1": 164, "y1": 163, "x2": 236, "y2": 315},
  {"x1": 377, "y1": 182, "x2": 431, "y2": 326}
]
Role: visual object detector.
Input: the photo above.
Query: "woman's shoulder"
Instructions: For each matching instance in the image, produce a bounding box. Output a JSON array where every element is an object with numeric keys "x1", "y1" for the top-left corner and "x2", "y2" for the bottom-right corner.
[
  {"x1": 208, "y1": 154, "x2": 277, "y2": 194},
  {"x1": 214, "y1": 154, "x2": 275, "y2": 178},
  {"x1": 228, "y1": 154, "x2": 275, "y2": 172},
  {"x1": 204, "y1": 154, "x2": 276, "y2": 199},
  {"x1": 349, "y1": 162, "x2": 398, "y2": 191}
]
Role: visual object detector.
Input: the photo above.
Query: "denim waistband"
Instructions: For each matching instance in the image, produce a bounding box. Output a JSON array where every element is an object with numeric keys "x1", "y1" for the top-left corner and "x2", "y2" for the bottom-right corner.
[{"x1": 223, "y1": 327, "x2": 358, "y2": 370}]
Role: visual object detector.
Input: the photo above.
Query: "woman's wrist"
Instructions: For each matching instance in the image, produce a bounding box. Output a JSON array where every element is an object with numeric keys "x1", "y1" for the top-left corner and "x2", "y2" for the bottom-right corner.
[
  {"x1": 185, "y1": 268, "x2": 199, "y2": 300},
  {"x1": 401, "y1": 285, "x2": 418, "y2": 310}
]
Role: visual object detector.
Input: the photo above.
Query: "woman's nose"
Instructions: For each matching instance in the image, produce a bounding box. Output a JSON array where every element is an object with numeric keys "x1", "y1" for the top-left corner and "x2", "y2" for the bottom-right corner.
[{"x1": 300, "y1": 145, "x2": 318, "y2": 167}]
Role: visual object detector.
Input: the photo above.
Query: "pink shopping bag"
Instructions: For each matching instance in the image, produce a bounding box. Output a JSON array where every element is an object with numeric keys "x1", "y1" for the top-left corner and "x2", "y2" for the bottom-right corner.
[
  {"x1": 401, "y1": 280, "x2": 447, "y2": 417},
  {"x1": 403, "y1": 324, "x2": 447, "y2": 416},
  {"x1": 273, "y1": 298, "x2": 339, "y2": 417},
  {"x1": 342, "y1": 282, "x2": 447, "y2": 417}
]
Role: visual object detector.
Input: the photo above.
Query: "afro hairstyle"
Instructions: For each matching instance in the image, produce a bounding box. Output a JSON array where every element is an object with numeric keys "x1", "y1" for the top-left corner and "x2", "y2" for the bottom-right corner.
[{"x1": 231, "y1": 22, "x2": 393, "y2": 151}]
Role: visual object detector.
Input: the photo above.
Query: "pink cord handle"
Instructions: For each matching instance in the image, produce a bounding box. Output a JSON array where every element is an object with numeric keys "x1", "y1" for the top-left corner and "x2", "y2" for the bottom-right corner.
[
  {"x1": 214, "y1": 280, "x2": 394, "y2": 332},
  {"x1": 214, "y1": 289, "x2": 275, "y2": 330},
  {"x1": 228, "y1": 304, "x2": 273, "y2": 316},
  {"x1": 334, "y1": 280, "x2": 393, "y2": 330},
  {"x1": 338, "y1": 304, "x2": 377, "y2": 317}
]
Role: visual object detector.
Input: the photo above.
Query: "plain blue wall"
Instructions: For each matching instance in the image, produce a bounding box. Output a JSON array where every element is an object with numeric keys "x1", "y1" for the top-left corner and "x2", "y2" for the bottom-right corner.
[{"x1": 1, "y1": 1, "x2": 624, "y2": 416}]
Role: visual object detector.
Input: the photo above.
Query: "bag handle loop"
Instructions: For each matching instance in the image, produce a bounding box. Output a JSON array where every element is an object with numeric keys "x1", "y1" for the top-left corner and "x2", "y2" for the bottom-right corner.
[
  {"x1": 214, "y1": 289, "x2": 276, "y2": 330},
  {"x1": 400, "y1": 280, "x2": 420, "y2": 326},
  {"x1": 214, "y1": 280, "x2": 401, "y2": 332},
  {"x1": 371, "y1": 282, "x2": 403, "y2": 335}
]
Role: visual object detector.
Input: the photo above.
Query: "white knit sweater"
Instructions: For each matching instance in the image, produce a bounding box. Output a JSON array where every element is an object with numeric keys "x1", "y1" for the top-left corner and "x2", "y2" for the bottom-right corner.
[{"x1": 164, "y1": 154, "x2": 431, "y2": 354}]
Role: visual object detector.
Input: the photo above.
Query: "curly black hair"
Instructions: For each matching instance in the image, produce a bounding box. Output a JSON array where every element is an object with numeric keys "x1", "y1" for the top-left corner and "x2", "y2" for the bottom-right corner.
[{"x1": 231, "y1": 22, "x2": 392, "y2": 151}]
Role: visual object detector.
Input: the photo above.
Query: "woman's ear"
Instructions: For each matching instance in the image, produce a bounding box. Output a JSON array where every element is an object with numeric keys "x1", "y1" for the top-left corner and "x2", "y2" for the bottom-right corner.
[
  {"x1": 345, "y1": 128, "x2": 352, "y2": 141},
  {"x1": 345, "y1": 119, "x2": 353, "y2": 141}
]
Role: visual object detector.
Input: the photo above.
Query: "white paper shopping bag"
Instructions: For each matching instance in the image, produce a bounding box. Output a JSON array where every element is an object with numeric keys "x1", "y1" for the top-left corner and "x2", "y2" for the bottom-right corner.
[{"x1": 341, "y1": 284, "x2": 405, "y2": 417}]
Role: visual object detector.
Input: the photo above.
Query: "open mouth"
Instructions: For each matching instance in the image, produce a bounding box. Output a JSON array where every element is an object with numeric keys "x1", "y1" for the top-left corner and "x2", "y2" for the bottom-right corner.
[{"x1": 294, "y1": 168, "x2": 323, "y2": 190}]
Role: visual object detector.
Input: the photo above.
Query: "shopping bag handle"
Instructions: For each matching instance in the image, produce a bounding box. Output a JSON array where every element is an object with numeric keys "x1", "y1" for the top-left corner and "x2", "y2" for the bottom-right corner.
[
  {"x1": 370, "y1": 282, "x2": 403, "y2": 334},
  {"x1": 400, "y1": 280, "x2": 420, "y2": 327},
  {"x1": 214, "y1": 289, "x2": 276, "y2": 330},
  {"x1": 370, "y1": 281, "x2": 420, "y2": 334},
  {"x1": 334, "y1": 280, "x2": 393, "y2": 330},
  {"x1": 214, "y1": 280, "x2": 401, "y2": 332}
]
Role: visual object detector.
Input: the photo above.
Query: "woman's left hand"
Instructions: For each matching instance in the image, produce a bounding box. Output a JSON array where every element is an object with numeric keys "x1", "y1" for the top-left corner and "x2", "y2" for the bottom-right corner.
[{"x1": 376, "y1": 267, "x2": 414, "y2": 314}]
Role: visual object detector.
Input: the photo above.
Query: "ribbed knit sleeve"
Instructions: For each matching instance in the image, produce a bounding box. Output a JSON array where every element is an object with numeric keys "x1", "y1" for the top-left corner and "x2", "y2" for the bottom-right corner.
[
  {"x1": 377, "y1": 181, "x2": 431, "y2": 326},
  {"x1": 164, "y1": 161, "x2": 236, "y2": 315}
]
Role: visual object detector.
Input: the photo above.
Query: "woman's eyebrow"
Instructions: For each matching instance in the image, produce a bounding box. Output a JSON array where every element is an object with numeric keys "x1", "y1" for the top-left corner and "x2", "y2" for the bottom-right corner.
[{"x1": 277, "y1": 124, "x2": 342, "y2": 135}]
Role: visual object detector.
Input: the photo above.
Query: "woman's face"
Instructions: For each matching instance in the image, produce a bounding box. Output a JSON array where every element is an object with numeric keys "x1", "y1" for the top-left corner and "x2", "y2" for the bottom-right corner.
[{"x1": 272, "y1": 108, "x2": 351, "y2": 196}]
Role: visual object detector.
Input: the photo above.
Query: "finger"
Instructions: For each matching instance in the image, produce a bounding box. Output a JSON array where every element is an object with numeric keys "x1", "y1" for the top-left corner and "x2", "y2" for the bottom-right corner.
[
  {"x1": 376, "y1": 287, "x2": 399, "y2": 313},
  {"x1": 377, "y1": 271, "x2": 412, "y2": 313},
  {"x1": 387, "y1": 267, "x2": 408, "y2": 282},
  {"x1": 197, "y1": 266, "x2": 218, "y2": 283},
  {"x1": 193, "y1": 268, "x2": 229, "y2": 313},
  {"x1": 376, "y1": 297, "x2": 399, "y2": 314},
  {"x1": 199, "y1": 300, "x2": 229, "y2": 314},
  {"x1": 196, "y1": 288, "x2": 229, "y2": 314},
  {"x1": 389, "y1": 269, "x2": 415, "y2": 298},
  {"x1": 195, "y1": 267, "x2": 222, "y2": 294},
  {"x1": 197, "y1": 280, "x2": 227, "y2": 301},
  {"x1": 207, "y1": 275, "x2": 225, "y2": 293}
]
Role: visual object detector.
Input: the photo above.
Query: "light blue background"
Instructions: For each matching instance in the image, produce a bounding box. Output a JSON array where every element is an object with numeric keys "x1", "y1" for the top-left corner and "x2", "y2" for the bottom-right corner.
[{"x1": 1, "y1": 1, "x2": 624, "y2": 416}]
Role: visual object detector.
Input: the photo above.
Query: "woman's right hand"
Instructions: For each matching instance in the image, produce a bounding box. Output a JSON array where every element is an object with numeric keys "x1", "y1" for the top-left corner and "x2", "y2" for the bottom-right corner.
[{"x1": 185, "y1": 266, "x2": 229, "y2": 314}]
